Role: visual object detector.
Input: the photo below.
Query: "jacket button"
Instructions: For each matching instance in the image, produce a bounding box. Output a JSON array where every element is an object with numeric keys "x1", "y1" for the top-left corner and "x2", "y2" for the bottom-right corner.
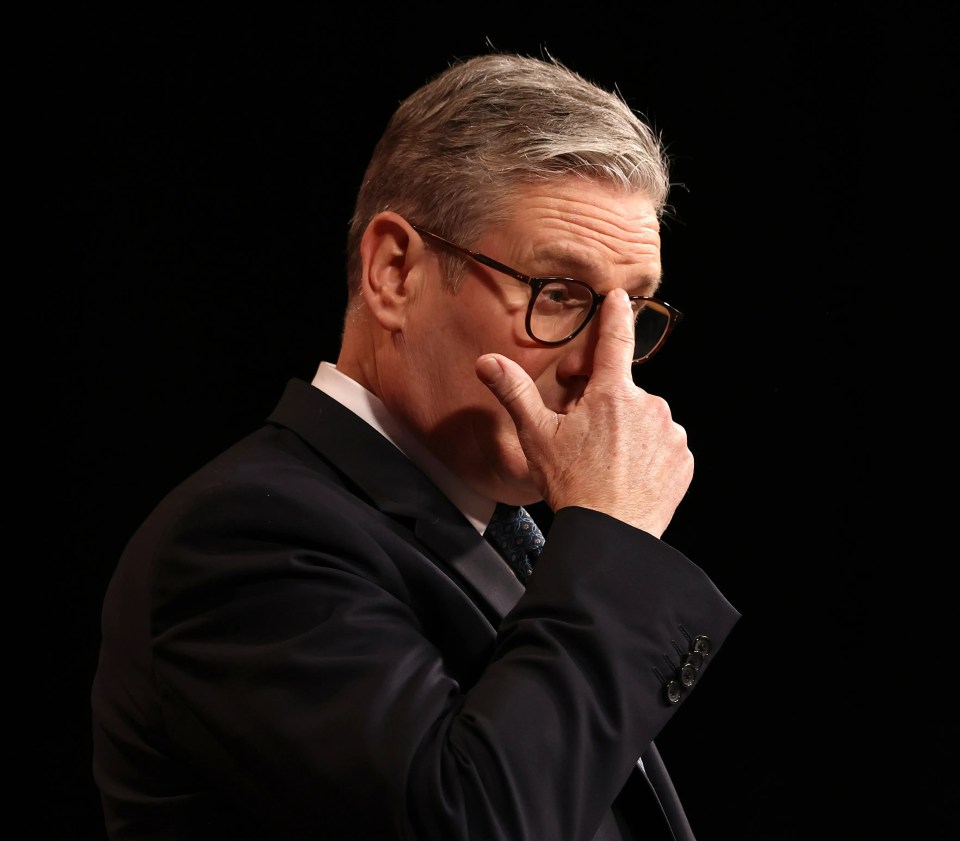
[
  {"x1": 692, "y1": 634, "x2": 712, "y2": 657},
  {"x1": 665, "y1": 679, "x2": 682, "y2": 704}
]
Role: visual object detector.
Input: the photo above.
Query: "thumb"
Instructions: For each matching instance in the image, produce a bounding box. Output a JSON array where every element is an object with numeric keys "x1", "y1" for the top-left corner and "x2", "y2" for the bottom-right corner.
[{"x1": 476, "y1": 353, "x2": 551, "y2": 433}]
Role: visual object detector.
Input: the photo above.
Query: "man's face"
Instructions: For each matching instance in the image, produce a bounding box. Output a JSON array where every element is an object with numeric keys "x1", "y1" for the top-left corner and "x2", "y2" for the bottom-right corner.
[{"x1": 382, "y1": 178, "x2": 663, "y2": 504}]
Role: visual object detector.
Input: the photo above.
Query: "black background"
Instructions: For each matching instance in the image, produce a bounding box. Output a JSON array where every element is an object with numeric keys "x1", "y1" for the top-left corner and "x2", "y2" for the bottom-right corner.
[{"x1": 40, "y1": 4, "x2": 955, "y2": 839}]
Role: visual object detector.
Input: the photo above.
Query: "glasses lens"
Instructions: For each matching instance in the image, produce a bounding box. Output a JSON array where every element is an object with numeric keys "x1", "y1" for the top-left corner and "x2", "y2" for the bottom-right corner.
[
  {"x1": 529, "y1": 280, "x2": 595, "y2": 343},
  {"x1": 530, "y1": 282, "x2": 672, "y2": 361},
  {"x1": 633, "y1": 300, "x2": 670, "y2": 361}
]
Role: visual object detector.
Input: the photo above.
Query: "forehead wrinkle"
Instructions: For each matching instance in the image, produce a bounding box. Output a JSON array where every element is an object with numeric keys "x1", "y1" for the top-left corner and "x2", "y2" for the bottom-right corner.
[
  {"x1": 519, "y1": 191, "x2": 659, "y2": 236},
  {"x1": 517, "y1": 190, "x2": 658, "y2": 246},
  {"x1": 525, "y1": 216, "x2": 662, "y2": 293},
  {"x1": 494, "y1": 181, "x2": 664, "y2": 292}
]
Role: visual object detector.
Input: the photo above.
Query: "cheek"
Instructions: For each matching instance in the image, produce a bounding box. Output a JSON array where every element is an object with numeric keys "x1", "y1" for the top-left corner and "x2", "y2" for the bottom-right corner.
[
  {"x1": 416, "y1": 341, "x2": 498, "y2": 422},
  {"x1": 412, "y1": 291, "x2": 555, "y2": 416},
  {"x1": 449, "y1": 285, "x2": 530, "y2": 349}
]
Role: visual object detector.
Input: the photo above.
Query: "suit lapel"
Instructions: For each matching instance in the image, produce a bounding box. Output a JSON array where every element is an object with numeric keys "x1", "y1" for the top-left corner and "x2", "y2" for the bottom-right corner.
[
  {"x1": 411, "y1": 510, "x2": 525, "y2": 619},
  {"x1": 266, "y1": 379, "x2": 524, "y2": 621}
]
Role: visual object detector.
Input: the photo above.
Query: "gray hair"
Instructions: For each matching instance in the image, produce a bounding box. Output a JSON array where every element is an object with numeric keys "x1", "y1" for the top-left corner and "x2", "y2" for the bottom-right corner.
[{"x1": 346, "y1": 52, "x2": 671, "y2": 297}]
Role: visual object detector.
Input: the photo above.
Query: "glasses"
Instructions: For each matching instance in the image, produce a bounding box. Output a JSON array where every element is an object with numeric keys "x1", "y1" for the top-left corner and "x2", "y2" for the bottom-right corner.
[{"x1": 411, "y1": 224, "x2": 683, "y2": 364}]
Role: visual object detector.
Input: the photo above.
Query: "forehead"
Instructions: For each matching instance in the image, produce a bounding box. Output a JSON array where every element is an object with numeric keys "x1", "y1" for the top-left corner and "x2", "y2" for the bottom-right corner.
[
  {"x1": 489, "y1": 179, "x2": 662, "y2": 271},
  {"x1": 491, "y1": 177, "x2": 660, "y2": 257}
]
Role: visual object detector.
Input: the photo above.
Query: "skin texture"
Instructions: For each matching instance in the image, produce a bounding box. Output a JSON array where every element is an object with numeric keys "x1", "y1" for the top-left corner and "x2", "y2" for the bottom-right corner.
[{"x1": 337, "y1": 177, "x2": 692, "y2": 537}]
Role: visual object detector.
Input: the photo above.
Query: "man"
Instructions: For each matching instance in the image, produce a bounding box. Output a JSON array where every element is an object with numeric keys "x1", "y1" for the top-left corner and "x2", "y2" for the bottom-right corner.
[{"x1": 92, "y1": 52, "x2": 740, "y2": 840}]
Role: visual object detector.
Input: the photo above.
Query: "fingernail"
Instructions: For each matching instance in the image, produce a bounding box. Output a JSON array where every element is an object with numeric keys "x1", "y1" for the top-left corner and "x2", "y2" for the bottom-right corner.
[{"x1": 476, "y1": 355, "x2": 503, "y2": 385}]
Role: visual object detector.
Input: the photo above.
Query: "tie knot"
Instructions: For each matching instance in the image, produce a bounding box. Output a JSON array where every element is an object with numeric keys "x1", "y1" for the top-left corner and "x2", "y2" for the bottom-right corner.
[{"x1": 484, "y1": 503, "x2": 545, "y2": 584}]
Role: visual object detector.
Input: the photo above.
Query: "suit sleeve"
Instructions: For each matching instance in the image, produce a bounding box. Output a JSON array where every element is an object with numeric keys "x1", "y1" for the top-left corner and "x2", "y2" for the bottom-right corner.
[
  {"x1": 412, "y1": 505, "x2": 739, "y2": 840},
  {"x1": 143, "y1": 474, "x2": 738, "y2": 841}
]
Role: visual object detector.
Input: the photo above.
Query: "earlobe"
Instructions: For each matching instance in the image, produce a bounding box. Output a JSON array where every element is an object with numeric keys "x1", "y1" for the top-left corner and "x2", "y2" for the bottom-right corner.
[{"x1": 359, "y1": 212, "x2": 426, "y2": 332}]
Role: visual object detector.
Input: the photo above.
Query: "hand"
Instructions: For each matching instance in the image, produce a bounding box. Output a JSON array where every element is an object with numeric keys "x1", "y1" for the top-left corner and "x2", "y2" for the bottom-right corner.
[{"x1": 476, "y1": 289, "x2": 693, "y2": 538}]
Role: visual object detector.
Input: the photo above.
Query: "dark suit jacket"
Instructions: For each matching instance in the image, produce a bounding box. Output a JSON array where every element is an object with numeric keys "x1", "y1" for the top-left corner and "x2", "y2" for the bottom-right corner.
[{"x1": 92, "y1": 378, "x2": 740, "y2": 841}]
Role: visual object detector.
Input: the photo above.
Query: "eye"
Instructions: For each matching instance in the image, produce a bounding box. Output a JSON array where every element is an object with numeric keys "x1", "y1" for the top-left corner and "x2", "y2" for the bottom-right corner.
[{"x1": 534, "y1": 280, "x2": 592, "y2": 314}]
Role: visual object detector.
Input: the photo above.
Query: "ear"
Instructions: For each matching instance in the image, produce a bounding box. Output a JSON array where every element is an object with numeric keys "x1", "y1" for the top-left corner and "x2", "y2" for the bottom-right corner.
[{"x1": 359, "y1": 212, "x2": 429, "y2": 332}]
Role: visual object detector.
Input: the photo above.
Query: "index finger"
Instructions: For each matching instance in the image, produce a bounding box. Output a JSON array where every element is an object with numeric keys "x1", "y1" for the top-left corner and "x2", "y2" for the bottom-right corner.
[{"x1": 591, "y1": 288, "x2": 637, "y2": 382}]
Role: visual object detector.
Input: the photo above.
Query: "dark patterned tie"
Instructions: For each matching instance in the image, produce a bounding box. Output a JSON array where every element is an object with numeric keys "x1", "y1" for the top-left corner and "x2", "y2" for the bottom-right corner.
[{"x1": 484, "y1": 503, "x2": 545, "y2": 584}]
